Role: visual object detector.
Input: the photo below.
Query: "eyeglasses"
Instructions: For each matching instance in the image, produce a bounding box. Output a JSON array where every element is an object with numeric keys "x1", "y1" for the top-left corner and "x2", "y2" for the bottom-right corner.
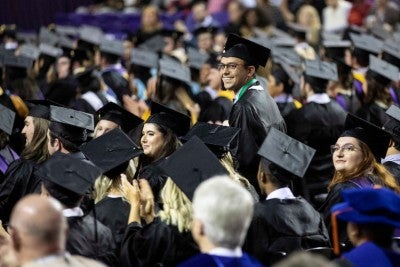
[
  {"x1": 217, "y1": 63, "x2": 245, "y2": 71},
  {"x1": 330, "y1": 144, "x2": 359, "y2": 154}
]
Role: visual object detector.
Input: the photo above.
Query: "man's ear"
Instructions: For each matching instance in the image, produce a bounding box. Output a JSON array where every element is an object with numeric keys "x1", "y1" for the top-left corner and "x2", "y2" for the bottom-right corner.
[{"x1": 247, "y1": 66, "x2": 256, "y2": 78}]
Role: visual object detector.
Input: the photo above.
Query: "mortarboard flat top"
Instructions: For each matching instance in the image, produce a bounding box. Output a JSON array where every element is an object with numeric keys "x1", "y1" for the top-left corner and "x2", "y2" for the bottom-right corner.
[
  {"x1": 182, "y1": 122, "x2": 240, "y2": 156},
  {"x1": 369, "y1": 55, "x2": 399, "y2": 84},
  {"x1": 258, "y1": 128, "x2": 316, "y2": 178},
  {"x1": 305, "y1": 59, "x2": 338, "y2": 81},
  {"x1": 39, "y1": 43, "x2": 63, "y2": 58},
  {"x1": 18, "y1": 44, "x2": 40, "y2": 60},
  {"x1": 342, "y1": 113, "x2": 391, "y2": 160},
  {"x1": 369, "y1": 24, "x2": 392, "y2": 41},
  {"x1": 331, "y1": 188, "x2": 400, "y2": 228},
  {"x1": 350, "y1": 33, "x2": 382, "y2": 54},
  {"x1": 99, "y1": 38, "x2": 124, "y2": 57},
  {"x1": 16, "y1": 32, "x2": 37, "y2": 44},
  {"x1": 3, "y1": 55, "x2": 33, "y2": 69},
  {"x1": 383, "y1": 105, "x2": 400, "y2": 141},
  {"x1": 279, "y1": 61, "x2": 301, "y2": 84},
  {"x1": 96, "y1": 102, "x2": 143, "y2": 133},
  {"x1": 382, "y1": 39, "x2": 400, "y2": 63},
  {"x1": 131, "y1": 48, "x2": 159, "y2": 68},
  {"x1": 222, "y1": 34, "x2": 270, "y2": 68},
  {"x1": 271, "y1": 46, "x2": 301, "y2": 67},
  {"x1": 50, "y1": 105, "x2": 94, "y2": 131},
  {"x1": 39, "y1": 27, "x2": 59, "y2": 46},
  {"x1": 159, "y1": 57, "x2": 191, "y2": 84},
  {"x1": 0, "y1": 103, "x2": 15, "y2": 135},
  {"x1": 82, "y1": 128, "x2": 143, "y2": 175},
  {"x1": 138, "y1": 35, "x2": 166, "y2": 52},
  {"x1": 323, "y1": 40, "x2": 351, "y2": 48},
  {"x1": 55, "y1": 25, "x2": 78, "y2": 36},
  {"x1": 58, "y1": 35, "x2": 75, "y2": 50},
  {"x1": 249, "y1": 36, "x2": 273, "y2": 50},
  {"x1": 78, "y1": 25, "x2": 103, "y2": 46},
  {"x1": 321, "y1": 31, "x2": 343, "y2": 41},
  {"x1": 38, "y1": 151, "x2": 102, "y2": 195},
  {"x1": 147, "y1": 101, "x2": 191, "y2": 137},
  {"x1": 287, "y1": 22, "x2": 307, "y2": 40},
  {"x1": 158, "y1": 136, "x2": 228, "y2": 200},
  {"x1": 187, "y1": 47, "x2": 209, "y2": 70},
  {"x1": 26, "y1": 99, "x2": 62, "y2": 120},
  {"x1": 271, "y1": 36, "x2": 296, "y2": 47}
]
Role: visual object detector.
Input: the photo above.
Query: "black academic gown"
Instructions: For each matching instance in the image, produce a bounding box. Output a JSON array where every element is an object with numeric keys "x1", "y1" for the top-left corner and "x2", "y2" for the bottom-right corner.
[
  {"x1": 120, "y1": 217, "x2": 199, "y2": 267},
  {"x1": 229, "y1": 81, "x2": 286, "y2": 187},
  {"x1": 94, "y1": 196, "x2": 130, "y2": 252},
  {"x1": 244, "y1": 197, "x2": 330, "y2": 266},
  {"x1": 383, "y1": 161, "x2": 400, "y2": 185},
  {"x1": 355, "y1": 102, "x2": 389, "y2": 127},
  {"x1": 67, "y1": 214, "x2": 118, "y2": 267}
]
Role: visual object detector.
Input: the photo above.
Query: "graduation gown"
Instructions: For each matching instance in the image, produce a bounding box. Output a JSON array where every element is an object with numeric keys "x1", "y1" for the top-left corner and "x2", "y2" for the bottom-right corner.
[
  {"x1": 229, "y1": 81, "x2": 286, "y2": 186},
  {"x1": 177, "y1": 253, "x2": 264, "y2": 267},
  {"x1": 355, "y1": 102, "x2": 389, "y2": 127},
  {"x1": 66, "y1": 215, "x2": 118, "y2": 267},
  {"x1": 244, "y1": 197, "x2": 330, "y2": 266},
  {"x1": 383, "y1": 161, "x2": 400, "y2": 185},
  {"x1": 94, "y1": 196, "x2": 130, "y2": 250},
  {"x1": 120, "y1": 217, "x2": 199, "y2": 267}
]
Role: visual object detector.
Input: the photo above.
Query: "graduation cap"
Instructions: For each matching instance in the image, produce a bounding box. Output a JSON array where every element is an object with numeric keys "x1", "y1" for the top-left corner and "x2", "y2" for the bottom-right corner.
[
  {"x1": 99, "y1": 38, "x2": 124, "y2": 57},
  {"x1": 0, "y1": 24, "x2": 16, "y2": 39},
  {"x1": 18, "y1": 44, "x2": 40, "y2": 60},
  {"x1": 271, "y1": 36, "x2": 296, "y2": 47},
  {"x1": 305, "y1": 59, "x2": 338, "y2": 81},
  {"x1": 382, "y1": 39, "x2": 400, "y2": 67},
  {"x1": 369, "y1": 24, "x2": 392, "y2": 41},
  {"x1": 350, "y1": 33, "x2": 382, "y2": 55},
  {"x1": 287, "y1": 22, "x2": 308, "y2": 40},
  {"x1": 74, "y1": 66, "x2": 99, "y2": 87},
  {"x1": 50, "y1": 105, "x2": 94, "y2": 131},
  {"x1": 3, "y1": 55, "x2": 33, "y2": 69},
  {"x1": 272, "y1": 46, "x2": 302, "y2": 67},
  {"x1": 147, "y1": 101, "x2": 191, "y2": 137},
  {"x1": 96, "y1": 102, "x2": 143, "y2": 133},
  {"x1": 0, "y1": 103, "x2": 15, "y2": 135},
  {"x1": 258, "y1": 128, "x2": 316, "y2": 182},
  {"x1": 341, "y1": 113, "x2": 391, "y2": 160},
  {"x1": 331, "y1": 188, "x2": 400, "y2": 228},
  {"x1": 78, "y1": 25, "x2": 103, "y2": 46},
  {"x1": 39, "y1": 27, "x2": 59, "y2": 46},
  {"x1": 280, "y1": 61, "x2": 301, "y2": 85},
  {"x1": 182, "y1": 122, "x2": 240, "y2": 158},
  {"x1": 82, "y1": 128, "x2": 143, "y2": 177},
  {"x1": 38, "y1": 151, "x2": 102, "y2": 195},
  {"x1": 323, "y1": 40, "x2": 352, "y2": 60},
  {"x1": 58, "y1": 34, "x2": 75, "y2": 50},
  {"x1": 39, "y1": 43, "x2": 63, "y2": 58},
  {"x1": 26, "y1": 99, "x2": 63, "y2": 120},
  {"x1": 222, "y1": 34, "x2": 270, "y2": 68},
  {"x1": 159, "y1": 57, "x2": 191, "y2": 84},
  {"x1": 138, "y1": 34, "x2": 166, "y2": 52},
  {"x1": 368, "y1": 55, "x2": 399, "y2": 86},
  {"x1": 383, "y1": 105, "x2": 400, "y2": 143},
  {"x1": 193, "y1": 26, "x2": 218, "y2": 37},
  {"x1": 249, "y1": 36, "x2": 273, "y2": 51},
  {"x1": 158, "y1": 136, "x2": 228, "y2": 200},
  {"x1": 321, "y1": 31, "x2": 343, "y2": 41},
  {"x1": 131, "y1": 48, "x2": 159, "y2": 68},
  {"x1": 55, "y1": 25, "x2": 78, "y2": 37},
  {"x1": 16, "y1": 32, "x2": 37, "y2": 44},
  {"x1": 187, "y1": 47, "x2": 209, "y2": 70}
]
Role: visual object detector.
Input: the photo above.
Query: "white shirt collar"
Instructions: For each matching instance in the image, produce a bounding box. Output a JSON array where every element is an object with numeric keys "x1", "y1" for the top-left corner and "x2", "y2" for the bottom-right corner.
[
  {"x1": 208, "y1": 247, "x2": 243, "y2": 257},
  {"x1": 307, "y1": 93, "x2": 330, "y2": 104},
  {"x1": 382, "y1": 154, "x2": 400, "y2": 165},
  {"x1": 63, "y1": 207, "x2": 84, "y2": 218},
  {"x1": 267, "y1": 187, "x2": 295, "y2": 200}
]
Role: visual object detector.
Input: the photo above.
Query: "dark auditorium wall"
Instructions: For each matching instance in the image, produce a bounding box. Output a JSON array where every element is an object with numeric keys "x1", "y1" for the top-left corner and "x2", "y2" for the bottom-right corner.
[{"x1": 0, "y1": 0, "x2": 93, "y2": 31}]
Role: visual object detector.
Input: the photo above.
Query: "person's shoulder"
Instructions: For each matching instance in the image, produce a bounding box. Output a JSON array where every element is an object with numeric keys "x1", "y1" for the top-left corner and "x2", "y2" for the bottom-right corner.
[{"x1": 177, "y1": 253, "x2": 216, "y2": 267}]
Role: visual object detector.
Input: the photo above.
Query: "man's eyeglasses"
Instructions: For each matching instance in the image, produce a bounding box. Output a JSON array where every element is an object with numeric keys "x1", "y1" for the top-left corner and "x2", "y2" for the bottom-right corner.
[
  {"x1": 217, "y1": 63, "x2": 245, "y2": 71},
  {"x1": 330, "y1": 144, "x2": 359, "y2": 154}
]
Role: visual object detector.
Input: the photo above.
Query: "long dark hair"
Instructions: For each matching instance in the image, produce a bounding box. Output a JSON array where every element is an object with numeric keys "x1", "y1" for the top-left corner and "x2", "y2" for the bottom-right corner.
[{"x1": 21, "y1": 117, "x2": 50, "y2": 163}]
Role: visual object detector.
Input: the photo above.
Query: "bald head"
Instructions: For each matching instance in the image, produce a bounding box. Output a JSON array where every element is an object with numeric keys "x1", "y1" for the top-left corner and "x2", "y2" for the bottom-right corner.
[{"x1": 10, "y1": 195, "x2": 67, "y2": 250}]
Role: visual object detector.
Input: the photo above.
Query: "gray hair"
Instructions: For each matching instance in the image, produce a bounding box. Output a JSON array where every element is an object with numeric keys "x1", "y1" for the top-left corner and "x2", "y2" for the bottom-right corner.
[{"x1": 192, "y1": 175, "x2": 254, "y2": 249}]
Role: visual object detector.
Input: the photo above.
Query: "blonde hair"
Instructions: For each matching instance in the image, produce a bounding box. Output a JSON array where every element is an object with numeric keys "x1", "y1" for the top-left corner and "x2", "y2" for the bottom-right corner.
[
  {"x1": 93, "y1": 175, "x2": 123, "y2": 203},
  {"x1": 158, "y1": 178, "x2": 193, "y2": 233},
  {"x1": 296, "y1": 5, "x2": 321, "y2": 45},
  {"x1": 220, "y1": 152, "x2": 251, "y2": 188}
]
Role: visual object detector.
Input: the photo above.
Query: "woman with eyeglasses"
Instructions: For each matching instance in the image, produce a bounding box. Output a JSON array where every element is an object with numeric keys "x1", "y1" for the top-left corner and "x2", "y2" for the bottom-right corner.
[{"x1": 319, "y1": 114, "x2": 400, "y2": 250}]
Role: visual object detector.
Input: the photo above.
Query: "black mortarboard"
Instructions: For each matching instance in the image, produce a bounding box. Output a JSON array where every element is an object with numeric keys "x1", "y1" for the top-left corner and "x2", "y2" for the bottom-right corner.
[
  {"x1": 39, "y1": 27, "x2": 58, "y2": 46},
  {"x1": 131, "y1": 48, "x2": 159, "y2": 68},
  {"x1": 27, "y1": 99, "x2": 62, "y2": 120},
  {"x1": 382, "y1": 39, "x2": 400, "y2": 66},
  {"x1": 272, "y1": 36, "x2": 296, "y2": 47},
  {"x1": 305, "y1": 59, "x2": 338, "y2": 81},
  {"x1": 369, "y1": 24, "x2": 392, "y2": 41},
  {"x1": 38, "y1": 152, "x2": 102, "y2": 195},
  {"x1": 16, "y1": 32, "x2": 37, "y2": 44},
  {"x1": 39, "y1": 43, "x2": 63, "y2": 58},
  {"x1": 369, "y1": 55, "x2": 399, "y2": 86},
  {"x1": 55, "y1": 25, "x2": 78, "y2": 37},
  {"x1": 341, "y1": 113, "x2": 391, "y2": 160},
  {"x1": 182, "y1": 122, "x2": 240, "y2": 158},
  {"x1": 78, "y1": 25, "x2": 103, "y2": 46},
  {"x1": 249, "y1": 36, "x2": 273, "y2": 50},
  {"x1": 323, "y1": 40, "x2": 351, "y2": 60},
  {"x1": 18, "y1": 44, "x2": 40, "y2": 60},
  {"x1": 222, "y1": 34, "x2": 270, "y2": 68},
  {"x1": 96, "y1": 102, "x2": 143, "y2": 133},
  {"x1": 383, "y1": 105, "x2": 400, "y2": 143},
  {"x1": 187, "y1": 47, "x2": 209, "y2": 70},
  {"x1": 272, "y1": 46, "x2": 301, "y2": 67},
  {"x1": 138, "y1": 34, "x2": 166, "y2": 52},
  {"x1": 147, "y1": 101, "x2": 191, "y2": 137},
  {"x1": 70, "y1": 48, "x2": 90, "y2": 62},
  {"x1": 258, "y1": 128, "x2": 316, "y2": 182},
  {"x1": 350, "y1": 33, "x2": 382, "y2": 55},
  {"x1": 280, "y1": 61, "x2": 301, "y2": 84},
  {"x1": 0, "y1": 103, "x2": 15, "y2": 135},
  {"x1": 50, "y1": 105, "x2": 94, "y2": 131},
  {"x1": 3, "y1": 55, "x2": 33, "y2": 69},
  {"x1": 74, "y1": 66, "x2": 99, "y2": 87},
  {"x1": 82, "y1": 128, "x2": 143, "y2": 177},
  {"x1": 193, "y1": 26, "x2": 218, "y2": 37},
  {"x1": 159, "y1": 57, "x2": 191, "y2": 84},
  {"x1": 58, "y1": 34, "x2": 75, "y2": 50},
  {"x1": 287, "y1": 22, "x2": 307, "y2": 40},
  {"x1": 158, "y1": 136, "x2": 228, "y2": 200},
  {"x1": 99, "y1": 38, "x2": 124, "y2": 57},
  {"x1": 321, "y1": 31, "x2": 343, "y2": 41},
  {"x1": 0, "y1": 24, "x2": 17, "y2": 39}
]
